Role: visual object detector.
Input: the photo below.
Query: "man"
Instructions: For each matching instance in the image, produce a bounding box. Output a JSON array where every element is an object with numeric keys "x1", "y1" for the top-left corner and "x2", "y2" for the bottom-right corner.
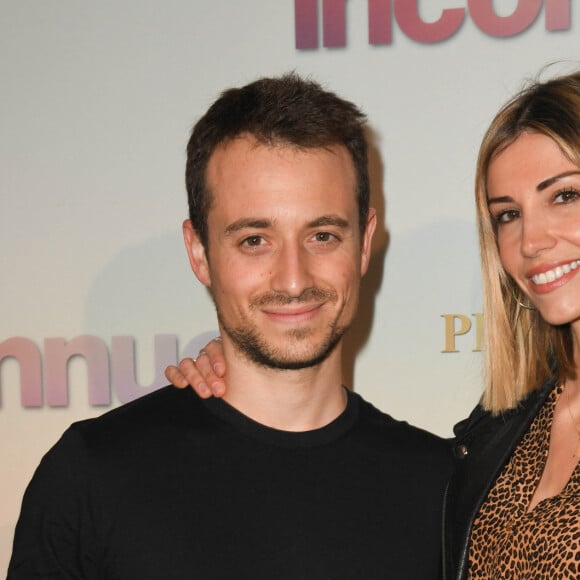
[{"x1": 9, "y1": 74, "x2": 451, "y2": 579}]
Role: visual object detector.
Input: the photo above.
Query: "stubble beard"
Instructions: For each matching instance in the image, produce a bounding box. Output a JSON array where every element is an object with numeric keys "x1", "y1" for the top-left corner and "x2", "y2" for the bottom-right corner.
[{"x1": 216, "y1": 288, "x2": 350, "y2": 371}]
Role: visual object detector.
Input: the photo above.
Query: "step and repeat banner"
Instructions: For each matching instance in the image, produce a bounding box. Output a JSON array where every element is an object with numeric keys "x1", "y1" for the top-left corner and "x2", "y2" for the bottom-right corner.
[{"x1": 1, "y1": 0, "x2": 577, "y2": 569}]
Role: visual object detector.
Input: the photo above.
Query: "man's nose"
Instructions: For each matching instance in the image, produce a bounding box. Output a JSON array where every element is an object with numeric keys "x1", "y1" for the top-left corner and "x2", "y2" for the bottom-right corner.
[{"x1": 270, "y1": 243, "x2": 314, "y2": 297}]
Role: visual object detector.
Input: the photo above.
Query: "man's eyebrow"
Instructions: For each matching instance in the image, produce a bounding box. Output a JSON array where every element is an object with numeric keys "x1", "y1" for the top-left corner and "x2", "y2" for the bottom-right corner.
[
  {"x1": 537, "y1": 170, "x2": 580, "y2": 191},
  {"x1": 223, "y1": 215, "x2": 350, "y2": 235},
  {"x1": 224, "y1": 218, "x2": 272, "y2": 235},
  {"x1": 307, "y1": 215, "x2": 350, "y2": 229}
]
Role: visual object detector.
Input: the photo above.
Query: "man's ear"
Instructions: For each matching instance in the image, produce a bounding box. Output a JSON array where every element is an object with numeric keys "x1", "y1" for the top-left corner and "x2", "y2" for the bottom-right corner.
[
  {"x1": 183, "y1": 219, "x2": 211, "y2": 287},
  {"x1": 360, "y1": 208, "x2": 376, "y2": 277}
]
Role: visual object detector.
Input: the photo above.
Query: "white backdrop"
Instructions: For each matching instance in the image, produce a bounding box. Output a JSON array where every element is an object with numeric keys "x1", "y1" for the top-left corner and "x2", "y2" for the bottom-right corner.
[{"x1": 1, "y1": 0, "x2": 578, "y2": 571}]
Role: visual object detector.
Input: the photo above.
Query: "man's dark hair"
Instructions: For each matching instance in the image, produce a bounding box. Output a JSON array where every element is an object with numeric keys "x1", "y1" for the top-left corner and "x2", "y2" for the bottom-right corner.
[{"x1": 185, "y1": 73, "x2": 369, "y2": 249}]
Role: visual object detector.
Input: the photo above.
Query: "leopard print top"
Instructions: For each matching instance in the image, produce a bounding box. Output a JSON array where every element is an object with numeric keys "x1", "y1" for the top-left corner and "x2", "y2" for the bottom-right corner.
[{"x1": 468, "y1": 385, "x2": 580, "y2": 578}]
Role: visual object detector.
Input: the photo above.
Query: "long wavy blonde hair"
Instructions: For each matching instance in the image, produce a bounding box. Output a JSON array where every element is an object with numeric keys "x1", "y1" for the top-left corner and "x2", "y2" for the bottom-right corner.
[{"x1": 477, "y1": 71, "x2": 580, "y2": 413}]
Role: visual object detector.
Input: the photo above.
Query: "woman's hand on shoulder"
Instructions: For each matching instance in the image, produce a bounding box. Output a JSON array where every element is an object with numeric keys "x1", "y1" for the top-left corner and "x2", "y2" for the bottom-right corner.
[{"x1": 164, "y1": 337, "x2": 227, "y2": 398}]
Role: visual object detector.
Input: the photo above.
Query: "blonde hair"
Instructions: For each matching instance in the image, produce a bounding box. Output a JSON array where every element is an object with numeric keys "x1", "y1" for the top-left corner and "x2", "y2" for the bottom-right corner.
[{"x1": 477, "y1": 71, "x2": 580, "y2": 413}]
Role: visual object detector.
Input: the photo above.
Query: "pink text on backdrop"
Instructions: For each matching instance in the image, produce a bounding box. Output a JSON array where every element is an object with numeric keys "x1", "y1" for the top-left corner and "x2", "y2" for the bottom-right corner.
[
  {"x1": 0, "y1": 333, "x2": 216, "y2": 408},
  {"x1": 295, "y1": 0, "x2": 571, "y2": 48}
]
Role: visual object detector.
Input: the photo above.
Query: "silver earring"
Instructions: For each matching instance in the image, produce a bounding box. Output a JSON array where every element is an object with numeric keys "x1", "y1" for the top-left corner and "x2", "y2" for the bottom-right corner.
[{"x1": 512, "y1": 289, "x2": 536, "y2": 310}]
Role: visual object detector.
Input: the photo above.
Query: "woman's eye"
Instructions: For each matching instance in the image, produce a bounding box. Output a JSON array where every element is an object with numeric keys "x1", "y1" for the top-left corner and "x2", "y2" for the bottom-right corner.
[
  {"x1": 494, "y1": 209, "x2": 520, "y2": 224},
  {"x1": 554, "y1": 188, "x2": 580, "y2": 204}
]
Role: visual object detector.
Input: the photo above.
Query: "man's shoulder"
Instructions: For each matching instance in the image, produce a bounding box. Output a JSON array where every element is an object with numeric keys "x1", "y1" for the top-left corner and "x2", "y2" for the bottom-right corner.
[
  {"x1": 66, "y1": 386, "x2": 205, "y2": 450},
  {"x1": 352, "y1": 391, "x2": 451, "y2": 457}
]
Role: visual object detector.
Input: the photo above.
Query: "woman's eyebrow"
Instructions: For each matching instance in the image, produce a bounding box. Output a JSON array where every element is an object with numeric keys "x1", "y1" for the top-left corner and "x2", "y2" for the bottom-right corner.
[{"x1": 537, "y1": 170, "x2": 580, "y2": 191}]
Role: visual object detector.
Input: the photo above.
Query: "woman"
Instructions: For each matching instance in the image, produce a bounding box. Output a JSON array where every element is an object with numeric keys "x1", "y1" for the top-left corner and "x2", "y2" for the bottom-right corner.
[
  {"x1": 444, "y1": 70, "x2": 580, "y2": 579},
  {"x1": 166, "y1": 70, "x2": 580, "y2": 578}
]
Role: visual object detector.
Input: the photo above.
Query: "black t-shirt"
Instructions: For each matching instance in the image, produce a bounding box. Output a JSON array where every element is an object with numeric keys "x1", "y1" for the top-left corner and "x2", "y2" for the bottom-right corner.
[{"x1": 9, "y1": 386, "x2": 452, "y2": 579}]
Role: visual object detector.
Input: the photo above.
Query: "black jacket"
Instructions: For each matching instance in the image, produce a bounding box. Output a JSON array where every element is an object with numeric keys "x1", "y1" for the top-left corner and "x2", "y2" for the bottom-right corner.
[{"x1": 442, "y1": 377, "x2": 557, "y2": 580}]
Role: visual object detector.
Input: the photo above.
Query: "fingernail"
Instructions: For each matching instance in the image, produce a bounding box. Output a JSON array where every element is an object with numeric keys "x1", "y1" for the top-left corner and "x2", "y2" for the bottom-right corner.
[{"x1": 214, "y1": 363, "x2": 225, "y2": 375}]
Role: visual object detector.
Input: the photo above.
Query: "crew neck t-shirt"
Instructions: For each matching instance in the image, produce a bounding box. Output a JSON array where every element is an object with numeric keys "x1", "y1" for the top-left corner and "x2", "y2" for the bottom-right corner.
[{"x1": 9, "y1": 386, "x2": 452, "y2": 579}]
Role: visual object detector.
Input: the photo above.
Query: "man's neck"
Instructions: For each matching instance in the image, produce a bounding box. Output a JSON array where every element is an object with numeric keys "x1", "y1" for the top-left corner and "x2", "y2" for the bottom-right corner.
[{"x1": 220, "y1": 342, "x2": 347, "y2": 432}]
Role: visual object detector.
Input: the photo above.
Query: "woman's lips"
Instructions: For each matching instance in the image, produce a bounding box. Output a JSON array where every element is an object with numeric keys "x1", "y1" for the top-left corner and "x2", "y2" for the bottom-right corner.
[{"x1": 527, "y1": 260, "x2": 580, "y2": 294}]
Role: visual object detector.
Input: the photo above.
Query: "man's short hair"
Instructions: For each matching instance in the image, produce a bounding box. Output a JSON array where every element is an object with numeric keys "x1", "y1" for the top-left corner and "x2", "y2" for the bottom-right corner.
[{"x1": 185, "y1": 73, "x2": 369, "y2": 249}]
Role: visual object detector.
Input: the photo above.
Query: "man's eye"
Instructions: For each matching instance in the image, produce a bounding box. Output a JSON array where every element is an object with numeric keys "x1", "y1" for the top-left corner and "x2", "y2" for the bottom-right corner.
[
  {"x1": 241, "y1": 236, "x2": 264, "y2": 247},
  {"x1": 314, "y1": 232, "x2": 336, "y2": 242}
]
